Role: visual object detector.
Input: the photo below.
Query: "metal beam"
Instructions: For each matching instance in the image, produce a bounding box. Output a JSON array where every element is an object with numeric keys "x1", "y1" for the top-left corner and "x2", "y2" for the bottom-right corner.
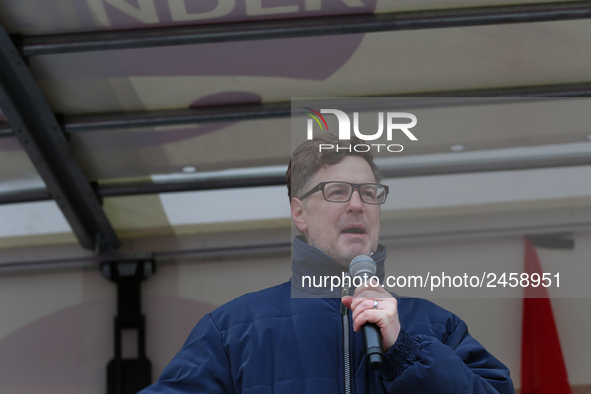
[
  {"x1": 0, "y1": 25, "x2": 120, "y2": 251},
  {"x1": 66, "y1": 101, "x2": 292, "y2": 133},
  {"x1": 0, "y1": 170, "x2": 287, "y2": 204},
  {"x1": 3, "y1": 141, "x2": 591, "y2": 204},
  {"x1": 99, "y1": 172, "x2": 287, "y2": 198},
  {"x1": 2, "y1": 220, "x2": 591, "y2": 275},
  {"x1": 0, "y1": 242, "x2": 292, "y2": 276},
  {"x1": 375, "y1": 142, "x2": 591, "y2": 178},
  {"x1": 17, "y1": 1, "x2": 591, "y2": 56},
  {"x1": 55, "y1": 83, "x2": 591, "y2": 132},
  {"x1": 0, "y1": 189, "x2": 51, "y2": 204},
  {"x1": 1, "y1": 82, "x2": 591, "y2": 136},
  {"x1": 78, "y1": 143, "x2": 591, "y2": 196}
]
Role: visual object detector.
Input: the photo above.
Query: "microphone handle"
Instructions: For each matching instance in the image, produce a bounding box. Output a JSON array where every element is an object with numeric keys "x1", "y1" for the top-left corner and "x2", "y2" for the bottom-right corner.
[{"x1": 362, "y1": 322, "x2": 384, "y2": 369}]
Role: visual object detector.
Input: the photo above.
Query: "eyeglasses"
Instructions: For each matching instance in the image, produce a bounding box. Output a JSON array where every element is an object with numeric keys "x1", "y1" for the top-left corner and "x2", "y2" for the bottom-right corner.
[{"x1": 299, "y1": 181, "x2": 389, "y2": 205}]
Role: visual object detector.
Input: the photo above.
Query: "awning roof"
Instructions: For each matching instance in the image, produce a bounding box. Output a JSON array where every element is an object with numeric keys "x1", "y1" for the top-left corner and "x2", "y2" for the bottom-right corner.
[{"x1": 1, "y1": 0, "x2": 591, "y2": 267}]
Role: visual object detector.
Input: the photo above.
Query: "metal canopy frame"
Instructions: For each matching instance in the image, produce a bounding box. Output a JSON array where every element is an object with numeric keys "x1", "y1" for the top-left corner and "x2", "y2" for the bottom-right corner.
[
  {"x1": 2, "y1": 82, "x2": 591, "y2": 205},
  {"x1": 1, "y1": 82, "x2": 591, "y2": 136},
  {"x1": 0, "y1": 1, "x2": 589, "y2": 136},
  {"x1": 0, "y1": 24, "x2": 120, "y2": 251},
  {"x1": 4, "y1": 125, "x2": 591, "y2": 205},
  {"x1": 0, "y1": 2, "x2": 591, "y2": 230},
  {"x1": 16, "y1": 1, "x2": 591, "y2": 56}
]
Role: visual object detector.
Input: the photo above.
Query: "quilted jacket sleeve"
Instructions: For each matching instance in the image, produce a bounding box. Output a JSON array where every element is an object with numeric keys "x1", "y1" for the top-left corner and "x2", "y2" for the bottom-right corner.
[
  {"x1": 138, "y1": 313, "x2": 234, "y2": 394},
  {"x1": 379, "y1": 321, "x2": 515, "y2": 394}
]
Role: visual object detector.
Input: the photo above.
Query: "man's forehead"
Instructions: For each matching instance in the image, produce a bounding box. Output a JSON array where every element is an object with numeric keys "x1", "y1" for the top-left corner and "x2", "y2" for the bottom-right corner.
[{"x1": 312, "y1": 156, "x2": 376, "y2": 182}]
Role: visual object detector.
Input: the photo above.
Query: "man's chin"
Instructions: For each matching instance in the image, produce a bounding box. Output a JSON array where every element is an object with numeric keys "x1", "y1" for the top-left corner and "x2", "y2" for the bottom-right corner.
[
  {"x1": 307, "y1": 236, "x2": 376, "y2": 269},
  {"x1": 334, "y1": 246, "x2": 373, "y2": 268}
]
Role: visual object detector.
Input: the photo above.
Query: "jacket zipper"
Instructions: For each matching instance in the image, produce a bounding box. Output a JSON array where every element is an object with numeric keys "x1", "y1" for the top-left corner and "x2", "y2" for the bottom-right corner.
[{"x1": 340, "y1": 285, "x2": 351, "y2": 394}]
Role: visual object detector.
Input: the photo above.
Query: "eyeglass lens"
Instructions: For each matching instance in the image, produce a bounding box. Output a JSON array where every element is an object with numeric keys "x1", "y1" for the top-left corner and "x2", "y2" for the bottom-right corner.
[{"x1": 323, "y1": 182, "x2": 386, "y2": 204}]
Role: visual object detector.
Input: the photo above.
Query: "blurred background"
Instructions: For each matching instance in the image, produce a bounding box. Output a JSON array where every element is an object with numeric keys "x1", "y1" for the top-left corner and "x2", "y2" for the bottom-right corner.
[{"x1": 1, "y1": 0, "x2": 591, "y2": 392}]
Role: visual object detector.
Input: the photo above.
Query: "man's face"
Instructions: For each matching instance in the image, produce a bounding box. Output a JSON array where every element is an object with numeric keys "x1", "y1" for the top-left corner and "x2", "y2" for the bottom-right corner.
[{"x1": 292, "y1": 155, "x2": 381, "y2": 268}]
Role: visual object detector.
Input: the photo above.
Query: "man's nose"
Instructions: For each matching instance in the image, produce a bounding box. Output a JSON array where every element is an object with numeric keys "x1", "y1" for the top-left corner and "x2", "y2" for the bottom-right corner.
[{"x1": 347, "y1": 189, "x2": 364, "y2": 212}]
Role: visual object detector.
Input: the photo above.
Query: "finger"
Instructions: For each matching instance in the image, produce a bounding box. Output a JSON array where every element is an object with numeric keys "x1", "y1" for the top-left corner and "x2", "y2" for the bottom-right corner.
[
  {"x1": 350, "y1": 297, "x2": 374, "y2": 312},
  {"x1": 350, "y1": 296, "x2": 378, "y2": 312},
  {"x1": 351, "y1": 298, "x2": 377, "y2": 322},
  {"x1": 353, "y1": 300, "x2": 398, "y2": 328},
  {"x1": 350, "y1": 291, "x2": 390, "y2": 311},
  {"x1": 341, "y1": 296, "x2": 353, "y2": 310},
  {"x1": 351, "y1": 298, "x2": 391, "y2": 324},
  {"x1": 352, "y1": 309, "x2": 386, "y2": 332}
]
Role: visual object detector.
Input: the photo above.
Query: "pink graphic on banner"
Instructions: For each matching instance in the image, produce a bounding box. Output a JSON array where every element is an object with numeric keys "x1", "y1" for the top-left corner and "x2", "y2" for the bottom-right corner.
[
  {"x1": 43, "y1": 0, "x2": 377, "y2": 80},
  {"x1": 0, "y1": 296, "x2": 216, "y2": 393},
  {"x1": 70, "y1": 91, "x2": 261, "y2": 152}
]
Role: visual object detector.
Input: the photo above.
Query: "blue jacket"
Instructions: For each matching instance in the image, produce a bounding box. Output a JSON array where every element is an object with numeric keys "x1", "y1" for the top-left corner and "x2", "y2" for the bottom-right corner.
[{"x1": 141, "y1": 237, "x2": 514, "y2": 393}]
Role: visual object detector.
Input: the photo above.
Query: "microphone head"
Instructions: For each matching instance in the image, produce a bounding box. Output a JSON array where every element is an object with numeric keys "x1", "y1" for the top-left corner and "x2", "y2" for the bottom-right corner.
[{"x1": 349, "y1": 255, "x2": 377, "y2": 278}]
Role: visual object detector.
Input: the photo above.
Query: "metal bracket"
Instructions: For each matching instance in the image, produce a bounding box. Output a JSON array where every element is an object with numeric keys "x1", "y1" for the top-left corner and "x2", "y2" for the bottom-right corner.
[
  {"x1": 528, "y1": 233, "x2": 574, "y2": 250},
  {"x1": 101, "y1": 259, "x2": 155, "y2": 394}
]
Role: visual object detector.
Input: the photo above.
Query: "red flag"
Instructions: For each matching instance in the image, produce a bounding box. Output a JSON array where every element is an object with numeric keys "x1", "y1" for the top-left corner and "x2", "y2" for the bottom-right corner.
[{"x1": 521, "y1": 237, "x2": 571, "y2": 394}]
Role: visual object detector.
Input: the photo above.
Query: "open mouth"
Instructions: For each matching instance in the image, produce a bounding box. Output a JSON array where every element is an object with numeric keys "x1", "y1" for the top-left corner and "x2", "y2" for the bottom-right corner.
[{"x1": 341, "y1": 227, "x2": 366, "y2": 235}]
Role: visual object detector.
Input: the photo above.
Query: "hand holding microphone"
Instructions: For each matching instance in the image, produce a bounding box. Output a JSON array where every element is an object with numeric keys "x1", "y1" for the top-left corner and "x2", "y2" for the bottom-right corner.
[{"x1": 341, "y1": 255, "x2": 401, "y2": 369}]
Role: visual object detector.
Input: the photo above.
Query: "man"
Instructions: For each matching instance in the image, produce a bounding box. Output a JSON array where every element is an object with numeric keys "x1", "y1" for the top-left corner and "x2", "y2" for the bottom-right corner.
[{"x1": 140, "y1": 134, "x2": 514, "y2": 393}]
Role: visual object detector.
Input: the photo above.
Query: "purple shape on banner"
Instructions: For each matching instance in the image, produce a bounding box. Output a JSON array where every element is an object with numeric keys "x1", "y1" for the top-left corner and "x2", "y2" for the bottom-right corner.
[
  {"x1": 189, "y1": 90, "x2": 261, "y2": 108},
  {"x1": 53, "y1": 0, "x2": 377, "y2": 81},
  {"x1": 71, "y1": 91, "x2": 261, "y2": 151},
  {"x1": 99, "y1": 35, "x2": 364, "y2": 80},
  {"x1": 0, "y1": 296, "x2": 216, "y2": 393},
  {"x1": 1, "y1": 92, "x2": 259, "y2": 152}
]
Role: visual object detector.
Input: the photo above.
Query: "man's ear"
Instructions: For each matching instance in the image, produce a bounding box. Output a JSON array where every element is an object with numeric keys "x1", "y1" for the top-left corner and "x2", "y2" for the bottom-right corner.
[{"x1": 291, "y1": 197, "x2": 308, "y2": 232}]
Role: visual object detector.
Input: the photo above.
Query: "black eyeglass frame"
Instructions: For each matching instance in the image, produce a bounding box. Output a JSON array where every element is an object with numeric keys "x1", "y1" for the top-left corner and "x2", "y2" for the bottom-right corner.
[{"x1": 298, "y1": 181, "x2": 389, "y2": 205}]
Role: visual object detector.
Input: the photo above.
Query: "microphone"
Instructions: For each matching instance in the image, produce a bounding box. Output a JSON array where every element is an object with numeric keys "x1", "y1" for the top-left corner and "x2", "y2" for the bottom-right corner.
[{"x1": 349, "y1": 255, "x2": 384, "y2": 370}]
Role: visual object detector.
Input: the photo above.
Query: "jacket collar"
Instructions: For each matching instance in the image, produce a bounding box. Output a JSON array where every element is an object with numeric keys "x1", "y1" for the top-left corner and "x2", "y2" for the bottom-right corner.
[{"x1": 290, "y1": 236, "x2": 387, "y2": 297}]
